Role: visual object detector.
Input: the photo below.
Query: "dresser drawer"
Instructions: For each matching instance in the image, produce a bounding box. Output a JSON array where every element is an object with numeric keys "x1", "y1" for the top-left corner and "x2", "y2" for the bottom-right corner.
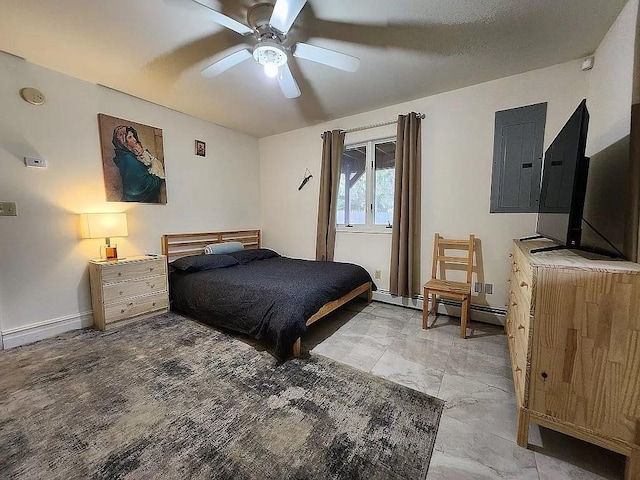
[
  {"x1": 104, "y1": 292, "x2": 169, "y2": 324},
  {"x1": 511, "y1": 282, "x2": 531, "y2": 318},
  {"x1": 513, "y1": 315, "x2": 530, "y2": 360},
  {"x1": 512, "y1": 246, "x2": 533, "y2": 284},
  {"x1": 512, "y1": 346, "x2": 527, "y2": 406},
  {"x1": 102, "y1": 274, "x2": 166, "y2": 304},
  {"x1": 101, "y1": 259, "x2": 166, "y2": 284}
]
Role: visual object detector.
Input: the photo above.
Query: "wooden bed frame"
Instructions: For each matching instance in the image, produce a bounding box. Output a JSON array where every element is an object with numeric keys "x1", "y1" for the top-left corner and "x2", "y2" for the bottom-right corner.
[{"x1": 161, "y1": 230, "x2": 372, "y2": 357}]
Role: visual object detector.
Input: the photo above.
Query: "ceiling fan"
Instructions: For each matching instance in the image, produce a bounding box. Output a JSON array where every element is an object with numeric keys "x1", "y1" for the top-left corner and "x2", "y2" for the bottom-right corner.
[{"x1": 192, "y1": 0, "x2": 361, "y2": 99}]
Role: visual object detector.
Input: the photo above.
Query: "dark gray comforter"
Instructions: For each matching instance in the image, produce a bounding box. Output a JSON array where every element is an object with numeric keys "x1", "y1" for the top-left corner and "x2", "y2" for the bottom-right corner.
[{"x1": 169, "y1": 254, "x2": 375, "y2": 358}]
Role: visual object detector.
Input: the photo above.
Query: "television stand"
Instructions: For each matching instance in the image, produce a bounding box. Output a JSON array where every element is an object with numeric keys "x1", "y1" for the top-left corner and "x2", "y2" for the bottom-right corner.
[
  {"x1": 530, "y1": 245, "x2": 566, "y2": 254},
  {"x1": 519, "y1": 235, "x2": 545, "y2": 241},
  {"x1": 507, "y1": 239, "x2": 640, "y2": 480},
  {"x1": 529, "y1": 243, "x2": 621, "y2": 258}
]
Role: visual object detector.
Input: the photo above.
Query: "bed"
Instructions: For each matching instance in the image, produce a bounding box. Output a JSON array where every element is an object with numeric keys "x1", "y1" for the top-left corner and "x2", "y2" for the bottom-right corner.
[{"x1": 161, "y1": 230, "x2": 374, "y2": 358}]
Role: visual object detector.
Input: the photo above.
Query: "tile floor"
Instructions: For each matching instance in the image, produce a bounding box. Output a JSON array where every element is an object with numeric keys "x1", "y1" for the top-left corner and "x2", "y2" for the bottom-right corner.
[{"x1": 301, "y1": 300, "x2": 626, "y2": 480}]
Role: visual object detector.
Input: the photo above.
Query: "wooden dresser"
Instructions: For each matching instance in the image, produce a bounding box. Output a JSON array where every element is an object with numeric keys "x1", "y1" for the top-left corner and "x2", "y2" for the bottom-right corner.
[
  {"x1": 507, "y1": 239, "x2": 640, "y2": 479},
  {"x1": 89, "y1": 255, "x2": 169, "y2": 330}
]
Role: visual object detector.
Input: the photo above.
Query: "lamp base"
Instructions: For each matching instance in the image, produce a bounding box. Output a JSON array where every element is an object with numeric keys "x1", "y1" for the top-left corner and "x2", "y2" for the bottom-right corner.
[{"x1": 101, "y1": 244, "x2": 118, "y2": 261}]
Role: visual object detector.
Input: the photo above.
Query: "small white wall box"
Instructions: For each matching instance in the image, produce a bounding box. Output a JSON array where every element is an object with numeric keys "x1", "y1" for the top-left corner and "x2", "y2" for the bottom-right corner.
[
  {"x1": 24, "y1": 157, "x2": 46, "y2": 168},
  {"x1": 581, "y1": 56, "x2": 595, "y2": 71}
]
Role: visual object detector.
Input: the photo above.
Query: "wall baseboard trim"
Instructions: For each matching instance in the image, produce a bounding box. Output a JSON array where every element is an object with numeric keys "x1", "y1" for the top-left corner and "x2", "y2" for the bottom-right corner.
[
  {"x1": 1, "y1": 311, "x2": 93, "y2": 349},
  {"x1": 371, "y1": 290, "x2": 506, "y2": 326},
  {"x1": 0, "y1": 290, "x2": 507, "y2": 349}
]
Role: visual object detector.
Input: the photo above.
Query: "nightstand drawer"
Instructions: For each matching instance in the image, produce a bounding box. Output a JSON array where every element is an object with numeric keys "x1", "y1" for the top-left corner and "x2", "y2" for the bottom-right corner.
[
  {"x1": 104, "y1": 292, "x2": 169, "y2": 324},
  {"x1": 101, "y1": 259, "x2": 166, "y2": 284},
  {"x1": 90, "y1": 255, "x2": 169, "y2": 330},
  {"x1": 102, "y1": 274, "x2": 166, "y2": 304}
]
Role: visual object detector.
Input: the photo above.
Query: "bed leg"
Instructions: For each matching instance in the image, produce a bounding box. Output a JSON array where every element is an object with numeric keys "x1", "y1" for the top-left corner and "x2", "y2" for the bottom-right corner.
[
  {"x1": 367, "y1": 284, "x2": 372, "y2": 303},
  {"x1": 292, "y1": 338, "x2": 301, "y2": 357}
]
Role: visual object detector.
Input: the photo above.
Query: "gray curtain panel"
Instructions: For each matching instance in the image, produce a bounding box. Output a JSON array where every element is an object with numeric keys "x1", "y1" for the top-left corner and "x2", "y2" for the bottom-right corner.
[
  {"x1": 390, "y1": 113, "x2": 422, "y2": 297},
  {"x1": 316, "y1": 130, "x2": 345, "y2": 261}
]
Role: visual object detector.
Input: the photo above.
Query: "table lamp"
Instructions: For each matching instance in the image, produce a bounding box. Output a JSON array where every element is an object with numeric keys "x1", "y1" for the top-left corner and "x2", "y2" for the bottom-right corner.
[{"x1": 80, "y1": 213, "x2": 128, "y2": 260}]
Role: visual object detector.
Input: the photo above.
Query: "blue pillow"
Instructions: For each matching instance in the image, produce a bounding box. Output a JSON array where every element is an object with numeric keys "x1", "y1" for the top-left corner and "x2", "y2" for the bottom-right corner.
[
  {"x1": 170, "y1": 254, "x2": 239, "y2": 272},
  {"x1": 229, "y1": 248, "x2": 280, "y2": 264},
  {"x1": 204, "y1": 242, "x2": 244, "y2": 255}
]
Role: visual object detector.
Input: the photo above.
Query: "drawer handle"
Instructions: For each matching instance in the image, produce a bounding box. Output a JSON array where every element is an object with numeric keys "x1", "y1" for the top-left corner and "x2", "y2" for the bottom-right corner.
[
  {"x1": 152, "y1": 302, "x2": 156, "y2": 307},
  {"x1": 509, "y1": 334, "x2": 514, "y2": 339},
  {"x1": 150, "y1": 267, "x2": 155, "y2": 272},
  {"x1": 506, "y1": 319, "x2": 512, "y2": 324},
  {"x1": 509, "y1": 253, "x2": 513, "y2": 258},
  {"x1": 120, "y1": 309, "x2": 125, "y2": 313},
  {"x1": 150, "y1": 284, "x2": 155, "y2": 289},
  {"x1": 507, "y1": 278, "x2": 511, "y2": 283},
  {"x1": 511, "y1": 301, "x2": 517, "y2": 306},
  {"x1": 128, "y1": 302, "x2": 133, "y2": 306},
  {"x1": 518, "y1": 324, "x2": 525, "y2": 330},
  {"x1": 515, "y1": 366, "x2": 522, "y2": 373},
  {"x1": 119, "y1": 291, "x2": 123, "y2": 296},
  {"x1": 118, "y1": 272, "x2": 122, "y2": 277},
  {"x1": 520, "y1": 281, "x2": 528, "y2": 288}
]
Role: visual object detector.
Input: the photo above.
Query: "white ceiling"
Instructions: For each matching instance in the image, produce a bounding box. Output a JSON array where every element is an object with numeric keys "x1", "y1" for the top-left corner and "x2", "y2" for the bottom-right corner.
[{"x1": 0, "y1": 0, "x2": 627, "y2": 138}]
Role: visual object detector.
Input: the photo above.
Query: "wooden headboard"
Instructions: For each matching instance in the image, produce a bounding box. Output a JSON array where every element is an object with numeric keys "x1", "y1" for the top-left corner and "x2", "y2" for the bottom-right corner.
[{"x1": 161, "y1": 230, "x2": 261, "y2": 260}]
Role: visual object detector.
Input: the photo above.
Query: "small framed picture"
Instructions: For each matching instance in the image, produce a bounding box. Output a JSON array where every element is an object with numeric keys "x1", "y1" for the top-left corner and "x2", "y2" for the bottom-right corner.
[{"x1": 195, "y1": 140, "x2": 206, "y2": 157}]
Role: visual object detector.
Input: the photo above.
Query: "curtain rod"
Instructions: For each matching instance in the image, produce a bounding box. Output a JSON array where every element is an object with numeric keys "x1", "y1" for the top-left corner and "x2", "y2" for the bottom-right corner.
[{"x1": 320, "y1": 113, "x2": 425, "y2": 138}]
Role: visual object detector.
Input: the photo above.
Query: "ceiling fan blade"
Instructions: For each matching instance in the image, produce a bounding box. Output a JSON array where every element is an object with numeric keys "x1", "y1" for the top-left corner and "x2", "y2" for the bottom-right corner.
[
  {"x1": 201, "y1": 48, "x2": 252, "y2": 77},
  {"x1": 293, "y1": 43, "x2": 360, "y2": 72},
  {"x1": 270, "y1": 0, "x2": 307, "y2": 35},
  {"x1": 191, "y1": 0, "x2": 253, "y2": 35},
  {"x1": 277, "y1": 63, "x2": 301, "y2": 98}
]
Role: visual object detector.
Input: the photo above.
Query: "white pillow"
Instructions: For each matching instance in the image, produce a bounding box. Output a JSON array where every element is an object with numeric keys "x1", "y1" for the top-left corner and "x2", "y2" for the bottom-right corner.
[{"x1": 204, "y1": 241, "x2": 244, "y2": 255}]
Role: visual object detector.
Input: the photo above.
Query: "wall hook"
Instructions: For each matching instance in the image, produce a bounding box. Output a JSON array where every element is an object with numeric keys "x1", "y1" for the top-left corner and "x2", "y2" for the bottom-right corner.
[{"x1": 298, "y1": 168, "x2": 313, "y2": 190}]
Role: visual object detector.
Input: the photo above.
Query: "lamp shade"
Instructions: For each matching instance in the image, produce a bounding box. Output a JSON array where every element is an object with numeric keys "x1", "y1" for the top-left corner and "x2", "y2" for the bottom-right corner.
[{"x1": 80, "y1": 213, "x2": 128, "y2": 239}]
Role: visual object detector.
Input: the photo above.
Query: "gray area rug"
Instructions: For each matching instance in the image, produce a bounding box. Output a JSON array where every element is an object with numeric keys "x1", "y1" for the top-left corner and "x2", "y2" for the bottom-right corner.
[{"x1": 0, "y1": 312, "x2": 444, "y2": 479}]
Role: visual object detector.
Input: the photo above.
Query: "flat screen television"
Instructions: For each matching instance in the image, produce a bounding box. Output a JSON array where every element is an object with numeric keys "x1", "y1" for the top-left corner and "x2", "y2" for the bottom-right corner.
[{"x1": 536, "y1": 99, "x2": 591, "y2": 251}]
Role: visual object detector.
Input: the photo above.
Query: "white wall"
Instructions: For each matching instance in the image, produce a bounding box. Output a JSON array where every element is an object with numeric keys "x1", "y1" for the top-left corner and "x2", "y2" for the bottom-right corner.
[
  {"x1": 0, "y1": 53, "x2": 260, "y2": 339},
  {"x1": 587, "y1": 0, "x2": 637, "y2": 155},
  {"x1": 259, "y1": 60, "x2": 590, "y2": 312}
]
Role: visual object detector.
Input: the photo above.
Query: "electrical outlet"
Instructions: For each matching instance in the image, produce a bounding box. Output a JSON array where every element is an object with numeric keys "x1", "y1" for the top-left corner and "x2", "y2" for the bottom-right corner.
[
  {"x1": 0, "y1": 202, "x2": 17, "y2": 216},
  {"x1": 485, "y1": 283, "x2": 493, "y2": 294},
  {"x1": 474, "y1": 282, "x2": 483, "y2": 293},
  {"x1": 374, "y1": 270, "x2": 382, "y2": 279}
]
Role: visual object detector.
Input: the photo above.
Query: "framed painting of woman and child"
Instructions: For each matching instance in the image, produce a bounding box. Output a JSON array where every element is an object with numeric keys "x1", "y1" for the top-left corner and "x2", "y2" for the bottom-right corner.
[{"x1": 98, "y1": 114, "x2": 167, "y2": 204}]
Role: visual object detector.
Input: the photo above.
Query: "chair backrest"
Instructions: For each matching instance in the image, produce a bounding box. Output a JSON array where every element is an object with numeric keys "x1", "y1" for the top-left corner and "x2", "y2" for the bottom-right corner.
[{"x1": 431, "y1": 233, "x2": 475, "y2": 284}]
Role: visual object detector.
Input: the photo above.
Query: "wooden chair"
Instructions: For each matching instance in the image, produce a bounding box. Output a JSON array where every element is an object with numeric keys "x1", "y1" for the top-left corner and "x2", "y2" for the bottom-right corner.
[{"x1": 422, "y1": 233, "x2": 475, "y2": 338}]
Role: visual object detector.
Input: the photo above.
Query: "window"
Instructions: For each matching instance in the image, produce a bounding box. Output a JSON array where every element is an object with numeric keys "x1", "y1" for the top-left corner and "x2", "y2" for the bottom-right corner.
[{"x1": 337, "y1": 138, "x2": 396, "y2": 228}]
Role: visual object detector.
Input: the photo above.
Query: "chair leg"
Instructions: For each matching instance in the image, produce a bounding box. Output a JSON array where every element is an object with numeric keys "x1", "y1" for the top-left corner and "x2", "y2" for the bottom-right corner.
[
  {"x1": 422, "y1": 288, "x2": 430, "y2": 329},
  {"x1": 431, "y1": 294, "x2": 437, "y2": 318},
  {"x1": 460, "y1": 297, "x2": 469, "y2": 339}
]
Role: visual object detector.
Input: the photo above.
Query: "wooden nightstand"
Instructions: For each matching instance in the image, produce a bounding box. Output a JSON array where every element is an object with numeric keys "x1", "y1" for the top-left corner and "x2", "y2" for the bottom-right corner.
[{"x1": 88, "y1": 255, "x2": 169, "y2": 330}]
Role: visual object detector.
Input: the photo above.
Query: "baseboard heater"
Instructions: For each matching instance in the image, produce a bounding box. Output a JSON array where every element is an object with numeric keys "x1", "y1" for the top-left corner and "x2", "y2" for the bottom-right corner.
[{"x1": 370, "y1": 289, "x2": 507, "y2": 325}]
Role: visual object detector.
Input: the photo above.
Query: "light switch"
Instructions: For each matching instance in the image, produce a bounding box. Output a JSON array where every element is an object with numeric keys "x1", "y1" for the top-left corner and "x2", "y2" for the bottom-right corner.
[{"x1": 0, "y1": 202, "x2": 17, "y2": 216}]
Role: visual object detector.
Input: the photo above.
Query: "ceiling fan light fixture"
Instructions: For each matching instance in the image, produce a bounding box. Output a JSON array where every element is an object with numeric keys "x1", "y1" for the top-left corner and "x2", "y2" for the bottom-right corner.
[
  {"x1": 264, "y1": 61, "x2": 279, "y2": 78},
  {"x1": 253, "y1": 40, "x2": 288, "y2": 79}
]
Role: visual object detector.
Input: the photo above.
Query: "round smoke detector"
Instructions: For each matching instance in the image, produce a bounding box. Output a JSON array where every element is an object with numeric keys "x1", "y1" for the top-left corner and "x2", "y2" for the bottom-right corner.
[
  {"x1": 253, "y1": 40, "x2": 287, "y2": 67},
  {"x1": 20, "y1": 87, "x2": 46, "y2": 106}
]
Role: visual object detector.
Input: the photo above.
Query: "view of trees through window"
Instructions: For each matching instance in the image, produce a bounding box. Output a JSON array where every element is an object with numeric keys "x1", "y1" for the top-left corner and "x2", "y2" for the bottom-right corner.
[{"x1": 337, "y1": 139, "x2": 396, "y2": 227}]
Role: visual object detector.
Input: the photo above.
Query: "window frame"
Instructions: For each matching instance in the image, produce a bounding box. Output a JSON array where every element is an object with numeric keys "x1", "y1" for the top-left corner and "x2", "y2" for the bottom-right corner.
[{"x1": 337, "y1": 136, "x2": 396, "y2": 233}]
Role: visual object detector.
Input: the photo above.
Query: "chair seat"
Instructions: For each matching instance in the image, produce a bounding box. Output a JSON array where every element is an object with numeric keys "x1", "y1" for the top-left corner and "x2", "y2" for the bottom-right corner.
[{"x1": 424, "y1": 279, "x2": 471, "y2": 296}]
